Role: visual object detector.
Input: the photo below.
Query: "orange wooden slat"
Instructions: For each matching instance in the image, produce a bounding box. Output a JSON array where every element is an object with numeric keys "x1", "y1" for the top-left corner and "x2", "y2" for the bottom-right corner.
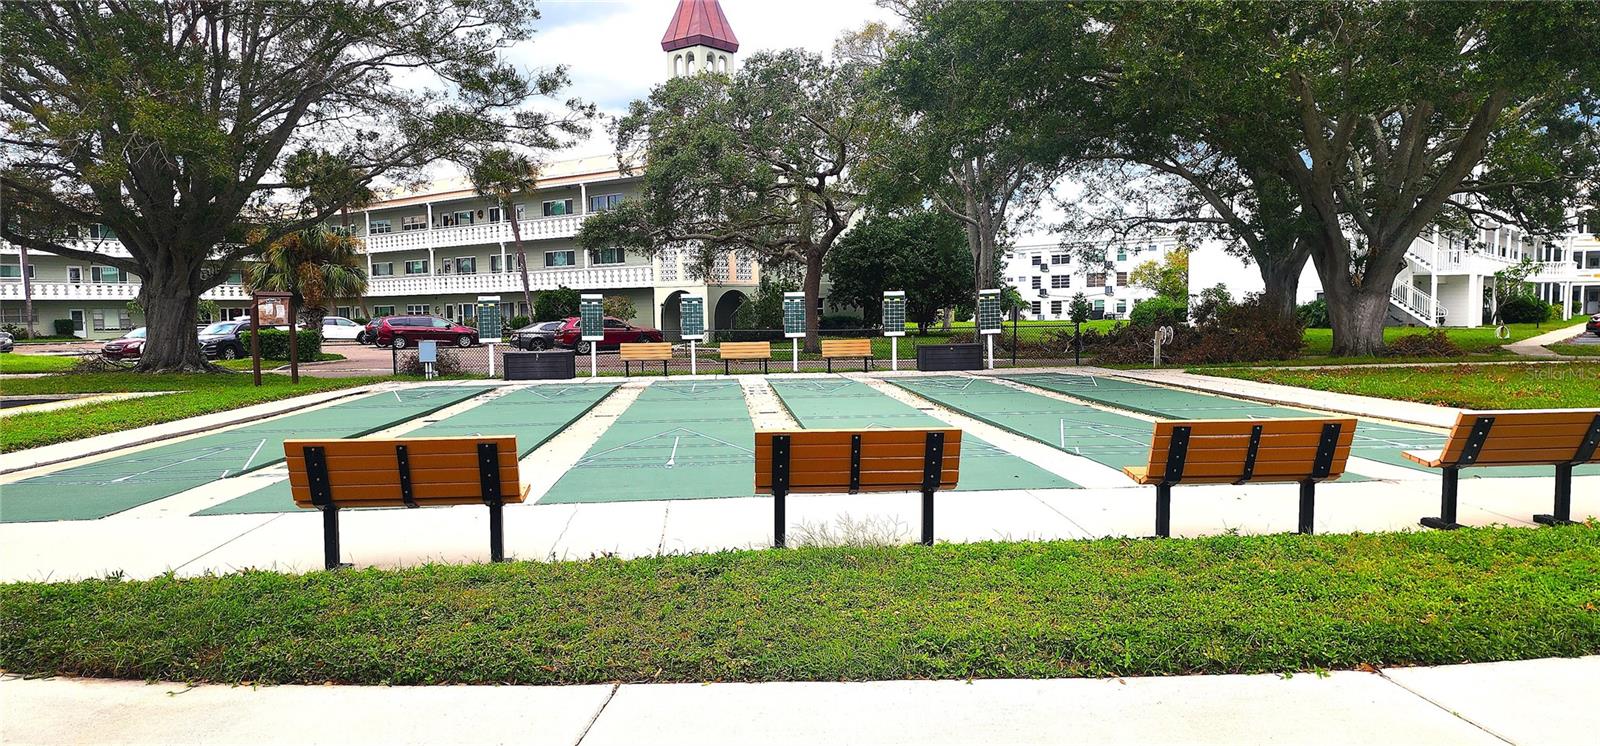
[{"x1": 620, "y1": 343, "x2": 673, "y2": 360}]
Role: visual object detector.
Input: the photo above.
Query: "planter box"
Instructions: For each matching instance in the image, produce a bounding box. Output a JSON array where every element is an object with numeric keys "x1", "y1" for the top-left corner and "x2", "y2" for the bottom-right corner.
[
  {"x1": 504, "y1": 350, "x2": 575, "y2": 380},
  {"x1": 916, "y1": 343, "x2": 984, "y2": 372}
]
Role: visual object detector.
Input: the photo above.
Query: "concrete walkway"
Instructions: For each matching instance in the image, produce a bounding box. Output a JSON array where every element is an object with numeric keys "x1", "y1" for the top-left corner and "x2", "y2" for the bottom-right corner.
[
  {"x1": 3, "y1": 656, "x2": 1593, "y2": 745},
  {"x1": 1505, "y1": 321, "x2": 1590, "y2": 357}
]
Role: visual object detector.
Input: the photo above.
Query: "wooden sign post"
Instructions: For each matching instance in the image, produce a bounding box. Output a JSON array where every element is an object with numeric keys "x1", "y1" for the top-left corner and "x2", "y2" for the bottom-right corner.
[{"x1": 250, "y1": 291, "x2": 293, "y2": 386}]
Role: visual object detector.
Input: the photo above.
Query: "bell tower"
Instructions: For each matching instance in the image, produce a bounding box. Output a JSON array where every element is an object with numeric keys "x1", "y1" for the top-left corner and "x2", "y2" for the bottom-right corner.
[{"x1": 661, "y1": 0, "x2": 739, "y2": 79}]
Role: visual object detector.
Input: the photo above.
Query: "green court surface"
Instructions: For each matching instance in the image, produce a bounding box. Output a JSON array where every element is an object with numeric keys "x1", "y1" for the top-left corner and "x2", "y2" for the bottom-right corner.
[
  {"x1": 1004, "y1": 372, "x2": 1597, "y2": 479},
  {"x1": 0, "y1": 387, "x2": 488, "y2": 523},
  {"x1": 196, "y1": 384, "x2": 618, "y2": 516},
  {"x1": 888, "y1": 376, "x2": 1158, "y2": 471},
  {"x1": 769, "y1": 379, "x2": 1077, "y2": 491},
  {"x1": 539, "y1": 382, "x2": 755, "y2": 504}
]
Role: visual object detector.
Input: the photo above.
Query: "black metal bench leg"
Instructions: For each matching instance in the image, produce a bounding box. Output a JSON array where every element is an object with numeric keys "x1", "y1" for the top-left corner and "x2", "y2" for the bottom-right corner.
[
  {"x1": 724, "y1": 360, "x2": 729, "y2": 376},
  {"x1": 488, "y1": 501, "x2": 505, "y2": 561},
  {"x1": 624, "y1": 361, "x2": 630, "y2": 377},
  {"x1": 1534, "y1": 463, "x2": 1577, "y2": 526},
  {"x1": 1155, "y1": 483, "x2": 1172, "y2": 538},
  {"x1": 826, "y1": 358, "x2": 832, "y2": 374},
  {"x1": 320, "y1": 506, "x2": 348, "y2": 570},
  {"x1": 773, "y1": 490, "x2": 787, "y2": 548},
  {"x1": 862, "y1": 357, "x2": 870, "y2": 372},
  {"x1": 1297, "y1": 479, "x2": 1315, "y2": 535},
  {"x1": 921, "y1": 489, "x2": 935, "y2": 546},
  {"x1": 1420, "y1": 465, "x2": 1464, "y2": 530}
]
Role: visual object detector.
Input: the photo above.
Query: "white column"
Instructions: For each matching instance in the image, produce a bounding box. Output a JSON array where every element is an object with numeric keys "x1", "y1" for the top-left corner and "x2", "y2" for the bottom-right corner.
[
  {"x1": 580, "y1": 183, "x2": 588, "y2": 214},
  {"x1": 426, "y1": 203, "x2": 433, "y2": 231}
]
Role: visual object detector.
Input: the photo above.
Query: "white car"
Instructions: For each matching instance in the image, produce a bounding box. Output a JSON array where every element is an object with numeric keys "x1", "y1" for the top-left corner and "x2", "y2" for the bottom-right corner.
[{"x1": 319, "y1": 316, "x2": 364, "y2": 341}]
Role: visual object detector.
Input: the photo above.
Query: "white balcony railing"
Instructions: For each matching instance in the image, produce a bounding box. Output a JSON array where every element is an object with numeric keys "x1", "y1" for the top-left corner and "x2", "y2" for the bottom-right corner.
[
  {"x1": 0, "y1": 281, "x2": 251, "y2": 302},
  {"x1": 1390, "y1": 283, "x2": 1446, "y2": 327},
  {"x1": 361, "y1": 215, "x2": 584, "y2": 253},
  {"x1": 367, "y1": 264, "x2": 654, "y2": 297}
]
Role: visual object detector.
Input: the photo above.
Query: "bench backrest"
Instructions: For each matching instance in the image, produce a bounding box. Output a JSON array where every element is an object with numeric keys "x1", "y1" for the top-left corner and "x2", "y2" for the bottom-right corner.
[
  {"x1": 1434, "y1": 409, "x2": 1600, "y2": 467},
  {"x1": 754, "y1": 428, "x2": 960, "y2": 494},
  {"x1": 720, "y1": 341, "x2": 772, "y2": 359},
  {"x1": 1141, "y1": 417, "x2": 1356, "y2": 485},
  {"x1": 620, "y1": 342, "x2": 673, "y2": 361},
  {"x1": 285, "y1": 436, "x2": 523, "y2": 509},
  {"x1": 821, "y1": 338, "x2": 873, "y2": 358}
]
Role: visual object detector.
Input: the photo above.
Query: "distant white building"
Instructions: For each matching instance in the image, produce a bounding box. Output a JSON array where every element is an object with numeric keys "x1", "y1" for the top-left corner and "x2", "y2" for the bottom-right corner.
[{"x1": 1003, "y1": 237, "x2": 1181, "y2": 320}]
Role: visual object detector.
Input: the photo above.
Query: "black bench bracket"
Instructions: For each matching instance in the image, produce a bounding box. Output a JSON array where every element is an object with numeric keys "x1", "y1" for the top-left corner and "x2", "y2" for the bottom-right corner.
[
  {"x1": 478, "y1": 442, "x2": 505, "y2": 562},
  {"x1": 1310, "y1": 423, "x2": 1341, "y2": 479},
  {"x1": 395, "y1": 444, "x2": 416, "y2": 508},
  {"x1": 848, "y1": 433, "x2": 862, "y2": 494},
  {"x1": 771, "y1": 434, "x2": 791, "y2": 548},
  {"x1": 1154, "y1": 426, "x2": 1191, "y2": 537},
  {"x1": 1235, "y1": 424, "x2": 1263, "y2": 484},
  {"x1": 920, "y1": 431, "x2": 945, "y2": 547},
  {"x1": 1458, "y1": 416, "x2": 1495, "y2": 466}
]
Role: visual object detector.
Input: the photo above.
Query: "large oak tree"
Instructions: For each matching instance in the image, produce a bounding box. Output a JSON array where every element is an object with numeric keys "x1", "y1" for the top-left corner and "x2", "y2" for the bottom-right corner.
[{"x1": 1, "y1": 0, "x2": 590, "y2": 370}]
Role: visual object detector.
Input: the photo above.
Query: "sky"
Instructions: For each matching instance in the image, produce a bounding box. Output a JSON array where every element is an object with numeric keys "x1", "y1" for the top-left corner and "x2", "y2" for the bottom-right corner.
[{"x1": 507, "y1": 0, "x2": 898, "y2": 158}]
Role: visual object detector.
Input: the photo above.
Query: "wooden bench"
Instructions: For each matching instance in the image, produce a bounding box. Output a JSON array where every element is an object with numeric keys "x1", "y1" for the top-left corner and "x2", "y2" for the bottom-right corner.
[
  {"x1": 1403, "y1": 409, "x2": 1599, "y2": 530},
  {"x1": 821, "y1": 338, "x2": 874, "y2": 372},
  {"x1": 755, "y1": 428, "x2": 961, "y2": 547},
  {"x1": 1124, "y1": 417, "x2": 1356, "y2": 537},
  {"x1": 620, "y1": 342, "x2": 672, "y2": 376},
  {"x1": 286, "y1": 436, "x2": 528, "y2": 569},
  {"x1": 719, "y1": 341, "x2": 771, "y2": 374}
]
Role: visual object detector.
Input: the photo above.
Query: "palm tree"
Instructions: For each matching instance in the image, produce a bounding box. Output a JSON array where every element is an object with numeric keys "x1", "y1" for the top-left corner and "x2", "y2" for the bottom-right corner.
[
  {"x1": 467, "y1": 148, "x2": 540, "y2": 315},
  {"x1": 246, "y1": 226, "x2": 368, "y2": 331}
]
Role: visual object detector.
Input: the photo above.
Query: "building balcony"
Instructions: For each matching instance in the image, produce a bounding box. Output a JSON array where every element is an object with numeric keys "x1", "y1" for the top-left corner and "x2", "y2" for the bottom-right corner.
[
  {"x1": 0, "y1": 281, "x2": 251, "y2": 302},
  {"x1": 361, "y1": 215, "x2": 584, "y2": 253},
  {"x1": 367, "y1": 264, "x2": 655, "y2": 297}
]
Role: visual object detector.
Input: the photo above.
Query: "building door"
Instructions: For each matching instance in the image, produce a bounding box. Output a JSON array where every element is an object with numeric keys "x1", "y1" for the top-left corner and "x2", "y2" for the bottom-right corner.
[{"x1": 69, "y1": 309, "x2": 85, "y2": 338}]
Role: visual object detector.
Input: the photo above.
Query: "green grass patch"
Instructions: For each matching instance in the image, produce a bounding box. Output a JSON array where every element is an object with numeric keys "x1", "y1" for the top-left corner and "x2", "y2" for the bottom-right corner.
[
  {"x1": 2, "y1": 527, "x2": 1595, "y2": 685},
  {"x1": 0, "y1": 353, "x2": 80, "y2": 374},
  {"x1": 0, "y1": 372, "x2": 387, "y2": 453},
  {"x1": 1206, "y1": 362, "x2": 1600, "y2": 409},
  {"x1": 217, "y1": 352, "x2": 345, "y2": 370},
  {"x1": 1300, "y1": 323, "x2": 1553, "y2": 355},
  {"x1": 1547, "y1": 343, "x2": 1600, "y2": 357}
]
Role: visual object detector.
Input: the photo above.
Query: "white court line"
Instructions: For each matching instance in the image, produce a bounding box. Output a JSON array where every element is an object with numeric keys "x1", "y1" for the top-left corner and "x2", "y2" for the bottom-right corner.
[
  {"x1": 109, "y1": 449, "x2": 226, "y2": 484},
  {"x1": 240, "y1": 438, "x2": 268, "y2": 472},
  {"x1": 665, "y1": 436, "x2": 680, "y2": 469}
]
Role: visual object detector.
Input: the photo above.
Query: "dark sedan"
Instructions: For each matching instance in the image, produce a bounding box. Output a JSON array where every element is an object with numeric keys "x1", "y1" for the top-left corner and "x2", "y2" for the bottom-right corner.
[
  {"x1": 101, "y1": 327, "x2": 147, "y2": 359},
  {"x1": 509, "y1": 320, "x2": 562, "y2": 351},
  {"x1": 1587, "y1": 313, "x2": 1600, "y2": 336},
  {"x1": 198, "y1": 320, "x2": 248, "y2": 359}
]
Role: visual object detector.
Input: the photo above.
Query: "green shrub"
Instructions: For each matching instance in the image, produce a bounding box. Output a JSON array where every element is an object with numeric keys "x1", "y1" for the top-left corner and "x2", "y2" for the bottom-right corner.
[
  {"x1": 1296, "y1": 299, "x2": 1330, "y2": 328},
  {"x1": 52, "y1": 319, "x2": 76, "y2": 336},
  {"x1": 1, "y1": 323, "x2": 30, "y2": 339},
  {"x1": 1496, "y1": 295, "x2": 1553, "y2": 324},
  {"x1": 507, "y1": 315, "x2": 532, "y2": 330},
  {"x1": 1129, "y1": 296, "x2": 1188, "y2": 327},
  {"x1": 534, "y1": 287, "x2": 580, "y2": 321},
  {"x1": 239, "y1": 329, "x2": 322, "y2": 361},
  {"x1": 819, "y1": 314, "x2": 862, "y2": 330}
]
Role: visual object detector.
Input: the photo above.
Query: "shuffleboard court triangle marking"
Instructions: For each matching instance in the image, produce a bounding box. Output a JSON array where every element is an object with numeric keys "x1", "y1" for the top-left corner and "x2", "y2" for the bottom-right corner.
[{"x1": 574, "y1": 426, "x2": 755, "y2": 466}]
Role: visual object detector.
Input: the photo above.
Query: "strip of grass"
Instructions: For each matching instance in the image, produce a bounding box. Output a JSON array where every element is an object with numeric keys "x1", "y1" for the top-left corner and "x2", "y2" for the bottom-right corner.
[
  {"x1": 0, "y1": 353, "x2": 80, "y2": 374},
  {"x1": 1301, "y1": 323, "x2": 1553, "y2": 355},
  {"x1": 0, "y1": 373, "x2": 387, "y2": 452},
  {"x1": 1206, "y1": 362, "x2": 1600, "y2": 409},
  {"x1": 1547, "y1": 343, "x2": 1600, "y2": 357},
  {"x1": 2, "y1": 527, "x2": 1595, "y2": 685}
]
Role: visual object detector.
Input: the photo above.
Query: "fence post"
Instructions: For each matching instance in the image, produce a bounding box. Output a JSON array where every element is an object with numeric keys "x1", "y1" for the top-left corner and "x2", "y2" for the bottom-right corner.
[
  {"x1": 391, "y1": 343, "x2": 397, "y2": 375},
  {"x1": 487, "y1": 343, "x2": 496, "y2": 378}
]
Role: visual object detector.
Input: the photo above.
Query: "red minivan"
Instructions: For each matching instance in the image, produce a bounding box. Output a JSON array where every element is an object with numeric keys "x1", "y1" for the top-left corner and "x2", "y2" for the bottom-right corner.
[
  {"x1": 552, "y1": 316, "x2": 663, "y2": 354},
  {"x1": 374, "y1": 315, "x2": 480, "y2": 349}
]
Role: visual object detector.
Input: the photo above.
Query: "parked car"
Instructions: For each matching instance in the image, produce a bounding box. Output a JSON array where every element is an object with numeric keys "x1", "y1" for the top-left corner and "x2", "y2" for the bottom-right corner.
[
  {"x1": 1587, "y1": 313, "x2": 1600, "y2": 336},
  {"x1": 319, "y1": 315, "x2": 364, "y2": 341},
  {"x1": 550, "y1": 316, "x2": 663, "y2": 354},
  {"x1": 373, "y1": 315, "x2": 479, "y2": 349},
  {"x1": 198, "y1": 320, "x2": 248, "y2": 360},
  {"x1": 0, "y1": 331, "x2": 13, "y2": 353},
  {"x1": 101, "y1": 327, "x2": 147, "y2": 359},
  {"x1": 509, "y1": 320, "x2": 563, "y2": 351}
]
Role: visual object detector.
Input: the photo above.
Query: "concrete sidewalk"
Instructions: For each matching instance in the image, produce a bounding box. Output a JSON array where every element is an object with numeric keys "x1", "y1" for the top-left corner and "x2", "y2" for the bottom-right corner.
[
  {"x1": 1505, "y1": 321, "x2": 1590, "y2": 357},
  {"x1": 3, "y1": 656, "x2": 1592, "y2": 745}
]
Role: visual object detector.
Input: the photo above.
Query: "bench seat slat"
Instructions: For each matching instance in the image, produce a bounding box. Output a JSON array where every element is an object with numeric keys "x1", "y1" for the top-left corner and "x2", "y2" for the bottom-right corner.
[
  {"x1": 755, "y1": 430, "x2": 958, "y2": 448},
  {"x1": 755, "y1": 469, "x2": 960, "y2": 491},
  {"x1": 820, "y1": 339, "x2": 873, "y2": 357},
  {"x1": 756, "y1": 454, "x2": 962, "y2": 472},
  {"x1": 720, "y1": 342, "x2": 772, "y2": 359},
  {"x1": 1147, "y1": 443, "x2": 1353, "y2": 466},
  {"x1": 284, "y1": 438, "x2": 517, "y2": 459},
  {"x1": 1151, "y1": 419, "x2": 1355, "y2": 437},
  {"x1": 620, "y1": 343, "x2": 673, "y2": 361},
  {"x1": 292, "y1": 482, "x2": 529, "y2": 507}
]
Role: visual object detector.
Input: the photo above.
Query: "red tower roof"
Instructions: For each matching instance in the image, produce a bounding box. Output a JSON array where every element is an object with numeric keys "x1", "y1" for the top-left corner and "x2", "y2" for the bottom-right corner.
[{"x1": 660, "y1": 0, "x2": 739, "y2": 53}]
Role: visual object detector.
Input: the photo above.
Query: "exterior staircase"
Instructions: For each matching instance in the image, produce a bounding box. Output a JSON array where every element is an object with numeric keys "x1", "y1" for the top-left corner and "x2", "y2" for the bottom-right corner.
[{"x1": 1389, "y1": 282, "x2": 1446, "y2": 327}]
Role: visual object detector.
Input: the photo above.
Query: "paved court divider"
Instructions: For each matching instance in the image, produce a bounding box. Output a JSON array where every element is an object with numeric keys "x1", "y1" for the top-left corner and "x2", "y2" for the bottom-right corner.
[
  {"x1": 0, "y1": 386, "x2": 490, "y2": 523},
  {"x1": 196, "y1": 384, "x2": 619, "y2": 516},
  {"x1": 768, "y1": 379, "x2": 1077, "y2": 491},
  {"x1": 1002, "y1": 372, "x2": 1599, "y2": 479},
  {"x1": 539, "y1": 382, "x2": 756, "y2": 504}
]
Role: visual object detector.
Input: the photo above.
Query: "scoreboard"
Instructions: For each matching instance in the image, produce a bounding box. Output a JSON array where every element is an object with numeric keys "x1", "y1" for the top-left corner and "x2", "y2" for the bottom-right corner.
[
  {"x1": 578, "y1": 294, "x2": 604, "y2": 341},
  {"x1": 782, "y1": 292, "x2": 807, "y2": 338},
  {"x1": 882, "y1": 290, "x2": 906, "y2": 337},
  {"x1": 679, "y1": 294, "x2": 706, "y2": 341},
  {"x1": 976, "y1": 289, "x2": 1003, "y2": 335}
]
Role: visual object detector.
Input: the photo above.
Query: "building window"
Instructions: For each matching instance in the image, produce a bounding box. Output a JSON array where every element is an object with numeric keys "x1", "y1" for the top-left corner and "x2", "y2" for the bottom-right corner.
[
  {"x1": 373, "y1": 305, "x2": 396, "y2": 317},
  {"x1": 450, "y1": 210, "x2": 474, "y2": 227},
  {"x1": 1116, "y1": 272, "x2": 1128, "y2": 287},
  {"x1": 405, "y1": 304, "x2": 429, "y2": 315},
  {"x1": 1116, "y1": 300, "x2": 1127, "y2": 314},
  {"x1": 0, "y1": 264, "x2": 34, "y2": 280},
  {"x1": 589, "y1": 194, "x2": 624, "y2": 213},
  {"x1": 89, "y1": 224, "x2": 117, "y2": 240},
  {"x1": 590, "y1": 247, "x2": 625, "y2": 265},
  {"x1": 1029, "y1": 301, "x2": 1042, "y2": 316},
  {"x1": 1052, "y1": 275, "x2": 1070, "y2": 289},
  {"x1": 0, "y1": 307, "x2": 37, "y2": 324},
  {"x1": 1030, "y1": 255, "x2": 1042, "y2": 266},
  {"x1": 454, "y1": 257, "x2": 476, "y2": 275},
  {"x1": 1093, "y1": 299, "x2": 1105, "y2": 312},
  {"x1": 545, "y1": 250, "x2": 576, "y2": 267},
  {"x1": 490, "y1": 255, "x2": 502, "y2": 273},
  {"x1": 91, "y1": 265, "x2": 125, "y2": 283},
  {"x1": 404, "y1": 260, "x2": 428, "y2": 275},
  {"x1": 1030, "y1": 276, "x2": 1041, "y2": 289},
  {"x1": 459, "y1": 303, "x2": 476, "y2": 320},
  {"x1": 401, "y1": 215, "x2": 427, "y2": 231},
  {"x1": 91, "y1": 309, "x2": 133, "y2": 331},
  {"x1": 1116, "y1": 250, "x2": 1127, "y2": 262},
  {"x1": 1051, "y1": 253, "x2": 1069, "y2": 265},
  {"x1": 369, "y1": 219, "x2": 392, "y2": 234},
  {"x1": 542, "y1": 199, "x2": 574, "y2": 217},
  {"x1": 1050, "y1": 300, "x2": 1063, "y2": 316},
  {"x1": 224, "y1": 270, "x2": 244, "y2": 285},
  {"x1": 1087, "y1": 273, "x2": 1107, "y2": 287},
  {"x1": 371, "y1": 262, "x2": 394, "y2": 277}
]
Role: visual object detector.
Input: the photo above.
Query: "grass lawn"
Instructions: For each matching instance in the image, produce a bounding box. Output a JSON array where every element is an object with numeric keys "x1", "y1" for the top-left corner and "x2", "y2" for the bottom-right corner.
[
  {"x1": 2, "y1": 526, "x2": 1596, "y2": 685},
  {"x1": 0, "y1": 353, "x2": 79, "y2": 374},
  {"x1": 0, "y1": 372, "x2": 387, "y2": 453},
  {"x1": 1301, "y1": 323, "x2": 1553, "y2": 355},
  {"x1": 1547, "y1": 343, "x2": 1600, "y2": 357},
  {"x1": 1207, "y1": 362, "x2": 1600, "y2": 409}
]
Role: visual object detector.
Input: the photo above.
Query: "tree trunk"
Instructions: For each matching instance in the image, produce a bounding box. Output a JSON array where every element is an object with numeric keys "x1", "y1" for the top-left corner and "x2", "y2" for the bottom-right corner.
[
  {"x1": 18, "y1": 242, "x2": 35, "y2": 338},
  {"x1": 1254, "y1": 246, "x2": 1310, "y2": 325},
  {"x1": 1316, "y1": 245, "x2": 1404, "y2": 357},
  {"x1": 509, "y1": 205, "x2": 534, "y2": 314},
  {"x1": 802, "y1": 247, "x2": 824, "y2": 353},
  {"x1": 135, "y1": 280, "x2": 211, "y2": 372}
]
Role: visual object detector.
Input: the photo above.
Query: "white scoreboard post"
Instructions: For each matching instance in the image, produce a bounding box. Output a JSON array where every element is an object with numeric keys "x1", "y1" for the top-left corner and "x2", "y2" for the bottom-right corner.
[
  {"x1": 782, "y1": 291, "x2": 807, "y2": 372},
  {"x1": 977, "y1": 289, "x2": 1003, "y2": 370},
  {"x1": 680, "y1": 293, "x2": 706, "y2": 376},
  {"x1": 579, "y1": 293, "x2": 604, "y2": 378},
  {"x1": 882, "y1": 290, "x2": 906, "y2": 372}
]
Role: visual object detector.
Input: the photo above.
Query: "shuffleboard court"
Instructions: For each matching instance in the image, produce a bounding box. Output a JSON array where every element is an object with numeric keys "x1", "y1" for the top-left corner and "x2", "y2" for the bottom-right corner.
[
  {"x1": 0, "y1": 386, "x2": 489, "y2": 523},
  {"x1": 196, "y1": 383, "x2": 619, "y2": 516},
  {"x1": 540, "y1": 382, "x2": 756, "y2": 504},
  {"x1": 887, "y1": 376, "x2": 1156, "y2": 471},
  {"x1": 1003, "y1": 372, "x2": 1598, "y2": 478},
  {"x1": 769, "y1": 379, "x2": 1077, "y2": 490}
]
